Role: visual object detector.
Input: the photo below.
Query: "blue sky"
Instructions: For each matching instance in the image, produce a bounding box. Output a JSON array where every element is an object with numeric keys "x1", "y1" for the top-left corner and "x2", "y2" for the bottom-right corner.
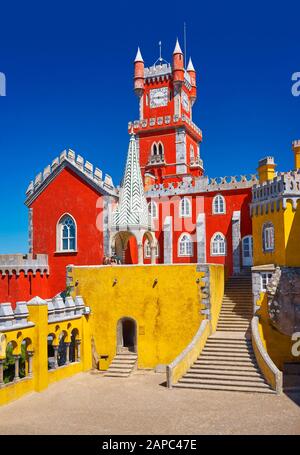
[{"x1": 0, "y1": 0, "x2": 299, "y2": 253}]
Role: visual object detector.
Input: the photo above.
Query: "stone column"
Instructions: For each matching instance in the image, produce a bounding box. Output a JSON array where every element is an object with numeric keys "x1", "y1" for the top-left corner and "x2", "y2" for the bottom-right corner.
[
  {"x1": 196, "y1": 213, "x2": 206, "y2": 264},
  {"x1": 163, "y1": 216, "x2": 173, "y2": 264},
  {"x1": 0, "y1": 359, "x2": 4, "y2": 387},
  {"x1": 138, "y1": 243, "x2": 143, "y2": 265},
  {"x1": 27, "y1": 351, "x2": 34, "y2": 377},
  {"x1": 232, "y1": 211, "x2": 241, "y2": 274},
  {"x1": 150, "y1": 245, "x2": 156, "y2": 264},
  {"x1": 14, "y1": 355, "x2": 20, "y2": 381},
  {"x1": 76, "y1": 340, "x2": 81, "y2": 362},
  {"x1": 53, "y1": 346, "x2": 59, "y2": 368},
  {"x1": 65, "y1": 342, "x2": 71, "y2": 365}
]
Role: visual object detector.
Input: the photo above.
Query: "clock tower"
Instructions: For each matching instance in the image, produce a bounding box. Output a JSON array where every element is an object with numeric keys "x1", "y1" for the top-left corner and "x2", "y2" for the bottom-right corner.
[{"x1": 129, "y1": 39, "x2": 204, "y2": 188}]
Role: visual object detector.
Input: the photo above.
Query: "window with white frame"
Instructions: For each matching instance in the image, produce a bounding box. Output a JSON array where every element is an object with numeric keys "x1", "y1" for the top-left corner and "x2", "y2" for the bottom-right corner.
[
  {"x1": 180, "y1": 197, "x2": 191, "y2": 217},
  {"x1": 261, "y1": 272, "x2": 273, "y2": 291},
  {"x1": 178, "y1": 234, "x2": 193, "y2": 256},
  {"x1": 148, "y1": 200, "x2": 158, "y2": 219},
  {"x1": 262, "y1": 222, "x2": 275, "y2": 252},
  {"x1": 144, "y1": 240, "x2": 159, "y2": 258},
  {"x1": 211, "y1": 232, "x2": 226, "y2": 256},
  {"x1": 212, "y1": 194, "x2": 226, "y2": 214},
  {"x1": 57, "y1": 214, "x2": 76, "y2": 252}
]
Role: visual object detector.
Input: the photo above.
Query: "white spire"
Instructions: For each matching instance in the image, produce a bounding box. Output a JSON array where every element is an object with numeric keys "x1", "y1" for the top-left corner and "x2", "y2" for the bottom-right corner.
[
  {"x1": 134, "y1": 47, "x2": 144, "y2": 62},
  {"x1": 187, "y1": 57, "x2": 195, "y2": 71},
  {"x1": 112, "y1": 133, "x2": 151, "y2": 230},
  {"x1": 173, "y1": 38, "x2": 183, "y2": 55}
]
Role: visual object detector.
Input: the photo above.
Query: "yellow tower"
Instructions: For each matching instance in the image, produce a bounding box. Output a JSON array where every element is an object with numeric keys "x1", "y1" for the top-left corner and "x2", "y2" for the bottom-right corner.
[
  {"x1": 257, "y1": 156, "x2": 276, "y2": 184},
  {"x1": 292, "y1": 140, "x2": 300, "y2": 170}
]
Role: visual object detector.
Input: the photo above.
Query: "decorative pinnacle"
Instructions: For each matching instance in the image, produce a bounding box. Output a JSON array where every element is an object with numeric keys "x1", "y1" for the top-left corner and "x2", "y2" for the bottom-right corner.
[
  {"x1": 134, "y1": 47, "x2": 144, "y2": 63},
  {"x1": 187, "y1": 57, "x2": 195, "y2": 71},
  {"x1": 173, "y1": 38, "x2": 183, "y2": 55}
]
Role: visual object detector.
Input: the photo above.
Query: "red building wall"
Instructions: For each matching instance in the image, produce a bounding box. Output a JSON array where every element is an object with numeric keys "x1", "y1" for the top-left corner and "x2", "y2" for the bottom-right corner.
[{"x1": 30, "y1": 167, "x2": 105, "y2": 297}]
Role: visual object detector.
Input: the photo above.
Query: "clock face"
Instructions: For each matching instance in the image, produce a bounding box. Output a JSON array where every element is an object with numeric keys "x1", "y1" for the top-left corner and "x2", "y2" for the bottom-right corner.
[
  {"x1": 181, "y1": 91, "x2": 190, "y2": 112},
  {"x1": 150, "y1": 87, "x2": 168, "y2": 108}
]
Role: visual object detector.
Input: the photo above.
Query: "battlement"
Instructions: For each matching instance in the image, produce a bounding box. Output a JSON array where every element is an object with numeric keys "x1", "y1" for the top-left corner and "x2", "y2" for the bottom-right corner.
[
  {"x1": 0, "y1": 253, "x2": 49, "y2": 276},
  {"x1": 0, "y1": 295, "x2": 87, "y2": 330},
  {"x1": 292, "y1": 139, "x2": 300, "y2": 149},
  {"x1": 144, "y1": 63, "x2": 172, "y2": 80},
  {"x1": 251, "y1": 169, "x2": 300, "y2": 212},
  {"x1": 25, "y1": 149, "x2": 116, "y2": 203},
  {"x1": 128, "y1": 113, "x2": 202, "y2": 139},
  {"x1": 146, "y1": 174, "x2": 258, "y2": 197},
  {"x1": 258, "y1": 156, "x2": 275, "y2": 167}
]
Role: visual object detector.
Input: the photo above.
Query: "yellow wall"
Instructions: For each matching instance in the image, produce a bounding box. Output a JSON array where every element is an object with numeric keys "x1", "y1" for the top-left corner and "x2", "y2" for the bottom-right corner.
[
  {"x1": 252, "y1": 201, "x2": 285, "y2": 266},
  {"x1": 284, "y1": 200, "x2": 300, "y2": 266},
  {"x1": 0, "y1": 303, "x2": 92, "y2": 406},
  {"x1": 70, "y1": 264, "x2": 208, "y2": 370},
  {"x1": 252, "y1": 200, "x2": 300, "y2": 267},
  {"x1": 209, "y1": 265, "x2": 225, "y2": 333}
]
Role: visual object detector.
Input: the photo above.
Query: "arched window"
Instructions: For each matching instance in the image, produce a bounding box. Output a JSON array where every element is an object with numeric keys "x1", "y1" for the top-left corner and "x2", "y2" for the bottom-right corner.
[
  {"x1": 213, "y1": 194, "x2": 226, "y2": 214},
  {"x1": 178, "y1": 233, "x2": 193, "y2": 257},
  {"x1": 148, "y1": 200, "x2": 158, "y2": 219},
  {"x1": 211, "y1": 232, "x2": 226, "y2": 256},
  {"x1": 262, "y1": 222, "x2": 275, "y2": 252},
  {"x1": 144, "y1": 240, "x2": 159, "y2": 258},
  {"x1": 152, "y1": 143, "x2": 158, "y2": 156},
  {"x1": 57, "y1": 214, "x2": 76, "y2": 252},
  {"x1": 158, "y1": 142, "x2": 164, "y2": 156},
  {"x1": 180, "y1": 197, "x2": 191, "y2": 218}
]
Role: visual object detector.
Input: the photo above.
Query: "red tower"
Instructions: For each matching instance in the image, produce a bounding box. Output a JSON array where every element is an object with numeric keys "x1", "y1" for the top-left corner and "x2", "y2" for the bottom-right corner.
[{"x1": 129, "y1": 39, "x2": 203, "y2": 188}]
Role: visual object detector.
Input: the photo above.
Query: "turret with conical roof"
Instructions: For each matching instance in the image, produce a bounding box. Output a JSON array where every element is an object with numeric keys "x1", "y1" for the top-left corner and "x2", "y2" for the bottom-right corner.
[
  {"x1": 134, "y1": 47, "x2": 145, "y2": 97},
  {"x1": 172, "y1": 38, "x2": 184, "y2": 89},
  {"x1": 187, "y1": 57, "x2": 197, "y2": 104}
]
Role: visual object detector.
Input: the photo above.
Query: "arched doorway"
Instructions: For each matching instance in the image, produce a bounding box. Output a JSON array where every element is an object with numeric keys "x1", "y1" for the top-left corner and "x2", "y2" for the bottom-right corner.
[{"x1": 117, "y1": 317, "x2": 137, "y2": 354}]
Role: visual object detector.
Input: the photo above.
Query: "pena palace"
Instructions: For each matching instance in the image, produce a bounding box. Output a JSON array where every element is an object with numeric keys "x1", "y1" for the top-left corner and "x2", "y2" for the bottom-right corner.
[
  {"x1": 0, "y1": 39, "x2": 259, "y2": 306},
  {"x1": 1, "y1": 37, "x2": 300, "y2": 402}
]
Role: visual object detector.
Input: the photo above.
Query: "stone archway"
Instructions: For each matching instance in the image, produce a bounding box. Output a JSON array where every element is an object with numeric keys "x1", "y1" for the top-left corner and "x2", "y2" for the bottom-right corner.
[
  {"x1": 116, "y1": 317, "x2": 137, "y2": 354},
  {"x1": 110, "y1": 230, "x2": 156, "y2": 265}
]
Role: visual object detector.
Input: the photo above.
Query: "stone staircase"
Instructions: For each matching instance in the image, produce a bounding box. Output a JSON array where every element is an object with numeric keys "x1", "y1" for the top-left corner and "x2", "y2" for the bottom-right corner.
[
  {"x1": 174, "y1": 273, "x2": 275, "y2": 394},
  {"x1": 104, "y1": 351, "x2": 137, "y2": 378}
]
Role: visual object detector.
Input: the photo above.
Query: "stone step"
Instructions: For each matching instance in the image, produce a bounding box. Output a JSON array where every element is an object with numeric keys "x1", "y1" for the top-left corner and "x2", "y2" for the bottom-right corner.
[
  {"x1": 192, "y1": 363, "x2": 259, "y2": 372},
  {"x1": 104, "y1": 372, "x2": 130, "y2": 378},
  {"x1": 178, "y1": 377, "x2": 270, "y2": 388},
  {"x1": 207, "y1": 337, "x2": 251, "y2": 343},
  {"x1": 190, "y1": 366, "x2": 261, "y2": 375},
  {"x1": 108, "y1": 365, "x2": 133, "y2": 371},
  {"x1": 114, "y1": 355, "x2": 137, "y2": 360},
  {"x1": 111, "y1": 359, "x2": 137, "y2": 364},
  {"x1": 174, "y1": 382, "x2": 275, "y2": 394},
  {"x1": 184, "y1": 372, "x2": 266, "y2": 382},
  {"x1": 201, "y1": 352, "x2": 253, "y2": 361},
  {"x1": 194, "y1": 358, "x2": 257, "y2": 368},
  {"x1": 203, "y1": 347, "x2": 253, "y2": 354}
]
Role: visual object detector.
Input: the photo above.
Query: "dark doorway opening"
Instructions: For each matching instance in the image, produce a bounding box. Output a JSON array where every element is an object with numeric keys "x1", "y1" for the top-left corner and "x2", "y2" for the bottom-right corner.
[{"x1": 117, "y1": 317, "x2": 137, "y2": 353}]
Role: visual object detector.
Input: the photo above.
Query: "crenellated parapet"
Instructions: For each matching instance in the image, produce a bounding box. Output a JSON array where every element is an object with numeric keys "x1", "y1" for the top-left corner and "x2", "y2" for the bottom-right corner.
[
  {"x1": 0, "y1": 253, "x2": 49, "y2": 276},
  {"x1": 47, "y1": 295, "x2": 86, "y2": 322},
  {"x1": 146, "y1": 174, "x2": 258, "y2": 197},
  {"x1": 251, "y1": 169, "x2": 300, "y2": 215},
  {"x1": 0, "y1": 295, "x2": 87, "y2": 331},
  {"x1": 25, "y1": 148, "x2": 116, "y2": 205},
  {"x1": 128, "y1": 113, "x2": 202, "y2": 140},
  {"x1": 0, "y1": 301, "x2": 33, "y2": 330}
]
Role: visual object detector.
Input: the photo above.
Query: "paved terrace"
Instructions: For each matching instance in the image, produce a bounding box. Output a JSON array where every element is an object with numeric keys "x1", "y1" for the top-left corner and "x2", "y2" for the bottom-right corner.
[{"x1": 0, "y1": 371, "x2": 299, "y2": 435}]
